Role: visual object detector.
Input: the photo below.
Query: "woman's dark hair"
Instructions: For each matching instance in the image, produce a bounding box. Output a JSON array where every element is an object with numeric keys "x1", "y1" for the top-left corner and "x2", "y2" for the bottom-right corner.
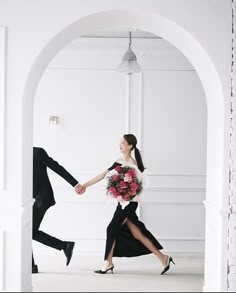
[{"x1": 123, "y1": 134, "x2": 145, "y2": 173}]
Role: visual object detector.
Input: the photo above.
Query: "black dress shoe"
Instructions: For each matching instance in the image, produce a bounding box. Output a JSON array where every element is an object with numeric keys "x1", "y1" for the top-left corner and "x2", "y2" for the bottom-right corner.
[
  {"x1": 63, "y1": 241, "x2": 75, "y2": 266},
  {"x1": 94, "y1": 265, "x2": 114, "y2": 274},
  {"x1": 161, "y1": 256, "x2": 175, "y2": 275},
  {"x1": 32, "y1": 265, "x2": 39, "y2": 274}
]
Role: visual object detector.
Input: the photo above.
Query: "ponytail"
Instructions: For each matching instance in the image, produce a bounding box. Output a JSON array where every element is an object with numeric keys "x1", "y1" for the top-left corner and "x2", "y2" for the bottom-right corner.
[
  {"x1": 123, "y1": 134, "x2": 145, "y2": 173},
  {"x1": 134, "y1": 147, "x2": 145, "y2": 173}
]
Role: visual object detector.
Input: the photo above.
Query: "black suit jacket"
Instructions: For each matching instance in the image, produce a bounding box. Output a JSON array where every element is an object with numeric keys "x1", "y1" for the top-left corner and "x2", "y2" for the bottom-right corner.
[{"x1": 33, "y1": 147, "x2": 78, "y2": 210}]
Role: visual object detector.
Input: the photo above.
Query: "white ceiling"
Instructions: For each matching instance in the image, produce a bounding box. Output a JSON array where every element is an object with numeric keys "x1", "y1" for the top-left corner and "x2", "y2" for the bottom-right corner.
[
  {"x1": 63, "y1": 30, "x2": 162, "y2": 51},
  {"x1": 80, "y1": 30, "x2": 161, "y2": 39}
]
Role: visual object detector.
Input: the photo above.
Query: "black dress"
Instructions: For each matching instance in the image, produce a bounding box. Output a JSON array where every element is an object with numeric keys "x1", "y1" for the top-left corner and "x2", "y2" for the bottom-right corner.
[{"x1": 104, "y1": 162, "x2": 163, "y2": 260}]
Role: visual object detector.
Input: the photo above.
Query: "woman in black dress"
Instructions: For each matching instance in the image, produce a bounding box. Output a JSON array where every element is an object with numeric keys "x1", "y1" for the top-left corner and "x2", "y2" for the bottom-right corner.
[{"x1": 81, "y1": 134, "x2": 175, "y2": 275}]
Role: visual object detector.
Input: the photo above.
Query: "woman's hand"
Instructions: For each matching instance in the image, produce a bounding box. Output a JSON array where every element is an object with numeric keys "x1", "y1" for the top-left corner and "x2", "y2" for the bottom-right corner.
[
  {"x1": 79, "y1": 185, "x2": 86, "y2": 194},
  {"x1": 75, "y1": 184, "x2": 86, "y2": 195}
]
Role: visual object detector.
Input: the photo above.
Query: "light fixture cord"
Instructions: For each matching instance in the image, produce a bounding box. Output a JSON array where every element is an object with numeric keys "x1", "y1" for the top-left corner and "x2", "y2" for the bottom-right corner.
[{"x1": 129, "y1": 31, "x2": 132, "y2": 47}]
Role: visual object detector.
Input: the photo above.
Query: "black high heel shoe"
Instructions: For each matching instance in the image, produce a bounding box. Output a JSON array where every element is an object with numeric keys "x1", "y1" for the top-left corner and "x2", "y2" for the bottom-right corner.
[
  {"x1": 94, "y1": 265, "x2": 114, "y2": 274},
  {"x1": 161, "y1": 256, "x2": 175, "y2": 275}
]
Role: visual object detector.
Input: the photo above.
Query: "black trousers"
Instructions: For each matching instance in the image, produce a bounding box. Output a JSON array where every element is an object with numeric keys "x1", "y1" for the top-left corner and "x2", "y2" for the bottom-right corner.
[
  {"x1": 105, "y1": 202, "x2": 163, "y2": 260},
  {"x1": 32, "y1": 204, "x2": 64, "y2": 266}
]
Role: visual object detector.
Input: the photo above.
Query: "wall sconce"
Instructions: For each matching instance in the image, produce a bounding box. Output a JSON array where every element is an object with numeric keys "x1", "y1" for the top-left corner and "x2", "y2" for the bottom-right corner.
[{"x1": 49, "y1": 116, "x2": 59, "y2": 127}]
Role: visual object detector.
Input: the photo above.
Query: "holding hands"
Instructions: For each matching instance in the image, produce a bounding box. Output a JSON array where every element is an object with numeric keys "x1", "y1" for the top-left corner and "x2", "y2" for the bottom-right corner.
[{"x1": 75, "y1": 184, "x2": 86, "y2": 195}]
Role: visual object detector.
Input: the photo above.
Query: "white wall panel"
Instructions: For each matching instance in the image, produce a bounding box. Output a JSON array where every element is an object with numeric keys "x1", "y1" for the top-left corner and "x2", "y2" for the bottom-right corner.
[
  {"x1": 141, "y1": 203, "x2": 205, "y2": 238},
  {"x1": 0, "y1": 27, "x2": 6, "y2": 190},
  {"x1": 34, "y1": 69, "x2": 126, "y2": 173},
  {"x1": 22, "y1": 223, "x2": 32, "y2": 291},
  {"x1": 142, "y1": 70, "x2": 207, "y2": 175}
]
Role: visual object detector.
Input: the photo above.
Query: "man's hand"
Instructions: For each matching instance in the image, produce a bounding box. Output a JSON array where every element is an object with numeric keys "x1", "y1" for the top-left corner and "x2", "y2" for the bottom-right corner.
[{"x1": 75, "y1": 184, "x2": 86, "y2": 195}]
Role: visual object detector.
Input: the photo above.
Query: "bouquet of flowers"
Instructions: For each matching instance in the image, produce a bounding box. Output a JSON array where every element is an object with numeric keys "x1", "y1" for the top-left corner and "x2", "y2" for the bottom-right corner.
[{"x1": 106, "y1": 165, "x2": 143, "y2": 202}]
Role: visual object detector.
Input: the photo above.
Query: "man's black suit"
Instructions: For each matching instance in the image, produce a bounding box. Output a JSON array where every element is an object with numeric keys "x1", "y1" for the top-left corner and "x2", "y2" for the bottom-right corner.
[{"x1": 32, "y1": 147, "x2": 78, "y2": 265}]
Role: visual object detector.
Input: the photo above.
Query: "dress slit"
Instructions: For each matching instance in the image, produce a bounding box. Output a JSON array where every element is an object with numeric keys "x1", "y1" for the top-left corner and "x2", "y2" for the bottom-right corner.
[{"x1": 104, "y1": 202, "x2": 163, "y2": 260}]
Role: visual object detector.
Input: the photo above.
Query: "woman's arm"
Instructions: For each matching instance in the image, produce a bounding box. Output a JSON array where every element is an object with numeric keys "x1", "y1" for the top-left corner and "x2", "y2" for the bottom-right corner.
[
  {"x1": 78, "y1": 161, "x2": 121, "y2": 194},
  {"x1": 83, "y1": 170, "x2": 109, "y2": 189}
]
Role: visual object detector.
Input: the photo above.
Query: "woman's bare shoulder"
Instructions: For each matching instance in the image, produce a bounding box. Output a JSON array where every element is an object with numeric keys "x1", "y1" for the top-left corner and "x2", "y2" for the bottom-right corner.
[
  {"x1": 116, "y1": 158, "x2": 123, "y2": 164},
  {"x1": 131, "y1": 158, "x2": 138, "y2": 166}
]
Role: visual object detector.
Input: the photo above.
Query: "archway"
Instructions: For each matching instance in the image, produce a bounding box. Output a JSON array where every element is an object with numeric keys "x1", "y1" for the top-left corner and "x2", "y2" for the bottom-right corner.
[{"x1": 22, "y1": 9, "x2": 229, "y2": 292}]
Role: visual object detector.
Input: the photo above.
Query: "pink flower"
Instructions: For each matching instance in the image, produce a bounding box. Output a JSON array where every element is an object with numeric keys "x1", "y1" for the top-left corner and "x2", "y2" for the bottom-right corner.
[
  {"x1": 109, "y1": 187, "x2": 117, "y2": 194},
  {"x1": 113, "y1": 191, "x2": 119, "y2": 198},
  {"x1": 112, "y1": 175, "x2": 119, "y2": 181},
  {"x1": 130, "y1": 182, "x2": 139, "y2": 191},
  {"x1": 124, "y1": 174, "x2": 132, "y2": 183},
  {"x1": 120, "y1": 181, "x2": 127, "y2": 189},
  {"x1": 129, "y1": 190, "x2": 136, "y2": 196},
  {"x1": 123, "y1": 194, "x2": 130, "y2": 201},
  {"x1": 128, "y1": 169, "x2": 135, "y2": 177},
  {"x1": 115, "y1": 166, "x2": 122, "y2": 173}
]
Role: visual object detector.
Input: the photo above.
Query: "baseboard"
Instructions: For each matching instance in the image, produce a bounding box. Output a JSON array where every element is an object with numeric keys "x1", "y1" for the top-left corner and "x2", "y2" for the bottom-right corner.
[
  {"x1": 0, "y1": 286, "x2": 33, "y2": 292},
  {"x1": 33, "y1": 248, "x2": 204, "y2": 258}
]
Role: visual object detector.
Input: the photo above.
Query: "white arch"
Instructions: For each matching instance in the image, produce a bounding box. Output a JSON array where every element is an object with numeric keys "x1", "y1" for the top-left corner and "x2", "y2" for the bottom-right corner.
[{"x1": 22, "y1": 9, "x2": 228, "y2": 291}]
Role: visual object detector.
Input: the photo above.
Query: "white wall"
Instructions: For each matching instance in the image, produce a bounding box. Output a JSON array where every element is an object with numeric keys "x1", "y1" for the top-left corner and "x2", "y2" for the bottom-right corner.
[
  {"x1": 0, "y1": 1, "x2": 231, "y2": 291},
  {"x1": 33, "y1": 37, "x2": 207, "y2": 256}
]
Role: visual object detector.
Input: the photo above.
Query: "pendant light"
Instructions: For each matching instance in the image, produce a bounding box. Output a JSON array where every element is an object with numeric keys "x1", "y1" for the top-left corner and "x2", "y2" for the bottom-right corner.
[{"x1": 117, "y1": 31, "x2": 141, "y2": 75}]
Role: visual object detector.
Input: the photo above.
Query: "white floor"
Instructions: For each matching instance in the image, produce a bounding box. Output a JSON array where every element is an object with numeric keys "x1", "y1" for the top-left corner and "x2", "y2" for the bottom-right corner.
[{"x1": 32, "y1": 255, "x2": 204, "y2": 292}]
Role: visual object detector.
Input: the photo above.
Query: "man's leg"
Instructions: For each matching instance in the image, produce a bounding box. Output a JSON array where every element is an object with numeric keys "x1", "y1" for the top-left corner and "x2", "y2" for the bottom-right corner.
[
  {"x1": 32, "y1": 254, "x2": 38, "y2": 274},
  {"x1": 32, "y1": 204, "x2": 44, "y2": 273},
  {"x1": 33, "y1": 205, "x2": 64, "y2": 249},
  {"x1": 33, "y1": 230, "x2": 65, "y2": 250},
  {"x1": 32, "y1": 204, "x2": 75, "y2": 268}
]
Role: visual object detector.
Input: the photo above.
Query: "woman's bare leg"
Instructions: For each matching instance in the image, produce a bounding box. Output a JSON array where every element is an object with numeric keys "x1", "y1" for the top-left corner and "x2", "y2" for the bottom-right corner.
[{"x1": 126, "y1": 220, "x2": 169, "y2": 267}]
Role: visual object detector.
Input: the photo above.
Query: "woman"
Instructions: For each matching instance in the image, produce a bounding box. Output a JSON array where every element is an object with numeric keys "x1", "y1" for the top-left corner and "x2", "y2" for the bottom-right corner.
[{"x1": 80, "y1": 134, "x2": 175, "y2": 275}]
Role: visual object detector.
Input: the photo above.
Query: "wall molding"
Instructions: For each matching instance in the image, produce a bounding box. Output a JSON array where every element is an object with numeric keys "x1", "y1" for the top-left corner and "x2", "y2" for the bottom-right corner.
[
  {"x1": 125, "y1": 74, "x2": 131, "y2": 133},
  {"x1": 49, "y1": 172, "x2": 206, "y2": 177},
  {"x1": 147, "y1": 173, "x2": 206, "y2": 177},
  {"x1": 141, "y1": 201, "x2": 204, "y2": 206},
  {"x1": 229, "y1": 2, "x2": 236, "y2": 291},
  {"x1": 55, "y1": 199, "x2": 204, "y2": 205},
  {"x1": 146, "y1": 187, "x2": 205, "y2": 192},
  {"x1": 47, "y1": 67, "x2": 196, "y2": 72},
  {"x1": 0, "y1": 27, "x2": 6, "y2": 190},
  {"x1": 138, "y1": 72, "x2": 144, "y2": 151},
  {"x1": 53, "y1": 185, "x2": 205, "y2": 192},
  {"x1": 42, "y1": 236, "x2": 205, "y2": 242}
]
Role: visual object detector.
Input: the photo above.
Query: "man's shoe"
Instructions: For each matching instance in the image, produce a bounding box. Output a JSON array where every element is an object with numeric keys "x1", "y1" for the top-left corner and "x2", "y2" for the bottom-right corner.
[
  {"x1": 32, "y1": 265, "x2": 39, "y2": 274},
  {"x1": 63, "y1": 241, "x2": 75, "y2": 266}
]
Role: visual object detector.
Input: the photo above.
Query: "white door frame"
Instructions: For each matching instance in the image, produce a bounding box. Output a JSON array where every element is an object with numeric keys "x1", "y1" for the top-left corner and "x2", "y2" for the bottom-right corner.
[{"x1": 22, "y1": 10, "x2": 229, "y2": 292}]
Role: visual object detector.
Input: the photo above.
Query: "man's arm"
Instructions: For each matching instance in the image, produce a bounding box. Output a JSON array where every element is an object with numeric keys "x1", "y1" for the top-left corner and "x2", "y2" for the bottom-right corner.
[{"x1": 41, "y1": 148, "x2": 79, "y2": 187}]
